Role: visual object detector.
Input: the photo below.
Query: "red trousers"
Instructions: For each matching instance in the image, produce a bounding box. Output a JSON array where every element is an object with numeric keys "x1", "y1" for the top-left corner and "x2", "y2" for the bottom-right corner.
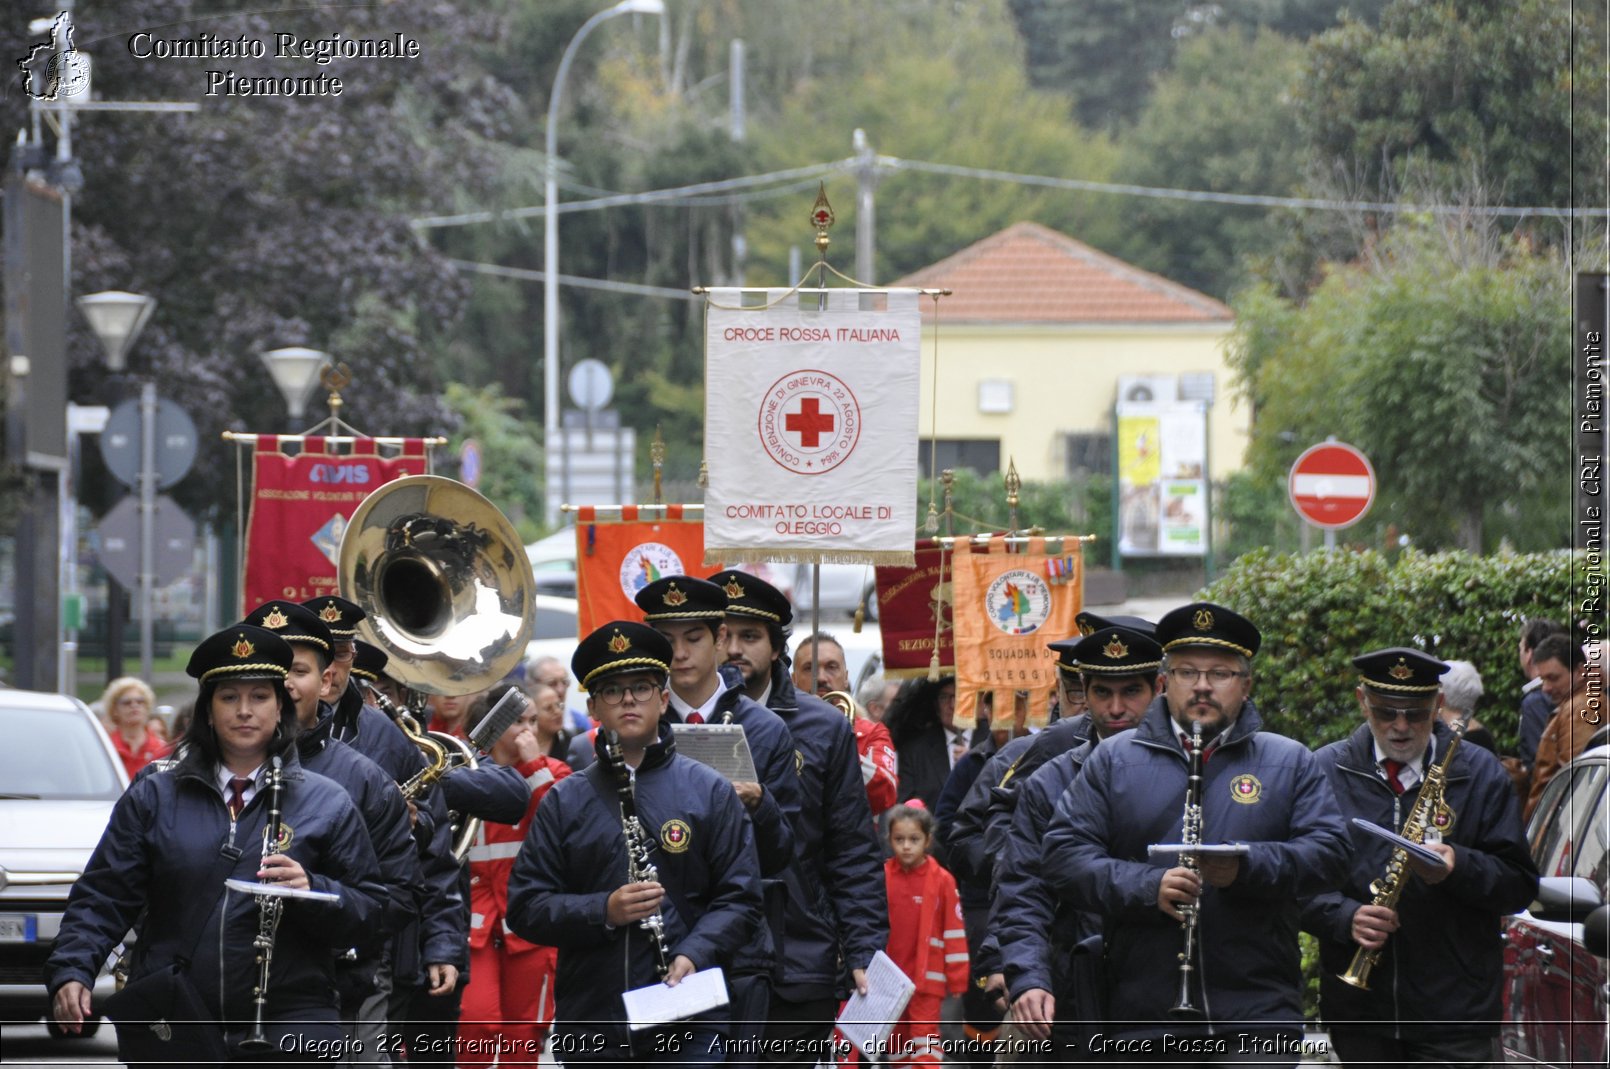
[{"x1": 456, "y1": 940, "x2": 556, "y2": 1067}]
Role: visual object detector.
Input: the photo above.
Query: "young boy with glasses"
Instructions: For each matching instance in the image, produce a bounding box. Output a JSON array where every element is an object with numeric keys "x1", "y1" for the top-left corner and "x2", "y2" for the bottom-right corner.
[{"x1": 1300, "y1": 646, "x2": 1537, "y2": 1067}]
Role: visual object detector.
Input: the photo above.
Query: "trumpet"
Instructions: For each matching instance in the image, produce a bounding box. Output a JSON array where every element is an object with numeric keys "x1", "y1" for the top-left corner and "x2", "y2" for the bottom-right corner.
[{"x1": 822, "y1": 690, "x2": 862, "y2": 720}]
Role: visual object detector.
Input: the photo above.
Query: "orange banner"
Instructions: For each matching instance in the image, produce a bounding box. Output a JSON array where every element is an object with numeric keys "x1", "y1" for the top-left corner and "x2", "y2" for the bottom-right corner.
[
  {"x1": 574, "y1": 508, "x2": 718, "y2": 636},
  {"x1": 949, "y1": 537, "x2": 1082, "y2": 730}
]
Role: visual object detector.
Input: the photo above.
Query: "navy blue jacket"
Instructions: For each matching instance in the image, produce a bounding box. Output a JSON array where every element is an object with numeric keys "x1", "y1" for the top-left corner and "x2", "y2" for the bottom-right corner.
[
  {"x1": 941, "y1": 733, "x2": 1026, "y2": 894},
  {"x1": 1300, "y1": 722, "x2": 1538, "y2": 1038},
  {"x1": 995, "y1": 741, "x2": 1095, "y2": 1000},
  {"x1": 1517, "y1": 684, "x2": 1554, "y2": 766},
  {"x1": 505, "y1": 723, "x2": 762, "y2": 1048},
  {"x1": 764, "y1": 665, "x2": 887, "y2": 998},
  {"x1": 46, "y1": 750, "x2": 385, "y2": 1023},
  {"x1": 981, "y1": 716, "x2": 1090, "y2": 863},
  {"x1": 1043, "y1": 696, "x2": 1349, "y2": 1032},
  {"x1": 297, "y1": 714, "x2": 421, "y2": 950}
]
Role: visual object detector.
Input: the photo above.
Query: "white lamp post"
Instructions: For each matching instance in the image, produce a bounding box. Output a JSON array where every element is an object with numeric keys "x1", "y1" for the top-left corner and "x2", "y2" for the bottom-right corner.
[
  {"x1": 544, "y1": 0, "x2": 665, "y2": 525},
  {"x1": 259, "y1": 346, "x2": 329, "y2": 424},
  {"x1": 76, "y1": 290, "x2": 156, "y2": 371}
]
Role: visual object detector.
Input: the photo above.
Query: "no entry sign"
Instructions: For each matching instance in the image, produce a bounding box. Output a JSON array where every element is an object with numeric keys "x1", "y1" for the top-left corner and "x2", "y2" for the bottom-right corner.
[{"x1": 1289, "y1": 441, "x2": 1376, "y2": 529}]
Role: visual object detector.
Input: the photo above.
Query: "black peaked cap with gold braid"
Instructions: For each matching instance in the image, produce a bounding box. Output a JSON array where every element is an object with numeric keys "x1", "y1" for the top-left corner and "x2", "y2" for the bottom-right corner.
[
  {"x1": 351, "y1": 639, "x2": 389, "y2": 683},
  {"x1": 1075, "y1": 611, "x2": 1156, "y2": 638},
  {"x1": 572, "y1": 620, "x2": 673, "y2": 692},
  {"x1": 634, "y1": 575, "x2": 728, "y2": 623},
  {"x1": 303, "y1": 595, "x2": 365, "y2": 639},
  {"x1": 246, "y1": 599, "x2": 334, "y2": 654},
  {"x1": 186, "y1": 624, "x2": 294, "y2": 684},
  {"x1": 1155, "y1": 601, "x2": 1261, "y2": 659},
  {"x1": 1354, "y1": 646, "x2": 1448, "y2": 694},
  {"x1": 708, "y1": 569, "x2": 793, "y2": 625},
  {"x1": 1069, "y1": 626, "x2": 1164, "y2": 676}
]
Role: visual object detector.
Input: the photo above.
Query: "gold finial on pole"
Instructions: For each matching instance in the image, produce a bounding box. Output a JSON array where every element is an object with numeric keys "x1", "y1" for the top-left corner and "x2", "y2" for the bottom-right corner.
[
  {"x1": 941, "y1": 468, "x2": 956, "y2": 538},
  {"x1": 321, "y1": 362, "x2": 352, "y2": 421},
  {"x1": 651, "y1": 425, "x2": 666, "y2": 505},
  {"x1": 698, "y1": 457, "x2": 709, "y2": 489},
  {"x1": 810, "y1": 183, "x2": 835, "y2": 260},
  {"x1": 1005, "y1": 457, "x2": 1022, "y2": 535}
]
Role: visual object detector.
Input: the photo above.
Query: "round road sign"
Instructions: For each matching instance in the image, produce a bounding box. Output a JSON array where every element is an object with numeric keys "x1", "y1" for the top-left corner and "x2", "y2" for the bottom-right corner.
[
  {"x1": 1289, "y1": 441, "x2": 1376, "y2": 529},
  {"x1": 567, "y1": 358, "x2": 614, "y2": 412},
  {"x1": 99, "y1": 397, "x2": 199, "y2": 490}
]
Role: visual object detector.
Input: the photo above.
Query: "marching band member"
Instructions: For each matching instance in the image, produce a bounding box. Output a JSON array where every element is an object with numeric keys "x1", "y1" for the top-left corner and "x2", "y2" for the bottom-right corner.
[
  {"x1": 1042, "y1": 603, "x2": 1348, "y2": 1065},
  {"x1": 709, "y1": 570, "x2": 886, "y2": 1066},
  {"x1": 46, "y1": 624, "x2": 385, "y2": 1064},
  {"x1": 506, "y1": 621, "x2": 763, "y2": 1065},
  {"x1": 1300, "y1": 648, "x2": 1536, "y2": 1066}
]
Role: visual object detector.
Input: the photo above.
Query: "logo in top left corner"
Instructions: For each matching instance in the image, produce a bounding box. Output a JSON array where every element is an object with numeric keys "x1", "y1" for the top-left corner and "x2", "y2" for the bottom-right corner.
[{"x1": 18, "y1": 12, "x2": 91, "y2": 102}]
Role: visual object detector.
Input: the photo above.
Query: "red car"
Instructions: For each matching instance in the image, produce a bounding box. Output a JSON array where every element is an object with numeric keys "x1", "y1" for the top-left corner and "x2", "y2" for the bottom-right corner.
[{"x1": 1502, "y1": 735, "x2": 1610, "y2": 1066}]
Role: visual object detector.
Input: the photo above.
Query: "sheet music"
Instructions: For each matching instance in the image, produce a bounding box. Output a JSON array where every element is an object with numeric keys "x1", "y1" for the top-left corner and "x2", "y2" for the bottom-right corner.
[
  {"x1": 1350, "y1": 817, "x2": 1450, "y2": 869},
  {"x1": 671, "y1": 724, "x2": 758, "y2": 782},
  {"x1": 621, "y1": 966, "x2": 729, "y2": 1030},
  {"x1": 835, "y1": 950, "x2": 915, "y2": 1058}
]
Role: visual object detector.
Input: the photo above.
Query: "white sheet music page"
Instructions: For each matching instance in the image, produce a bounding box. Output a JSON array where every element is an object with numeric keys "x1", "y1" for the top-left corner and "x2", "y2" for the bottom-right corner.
[
  {"x1": 835, "y1": 950, "x2": 915, "y2": 1058},
  {"x1": 622, "y1": 966, "x2": 729, "y2": 1031}
]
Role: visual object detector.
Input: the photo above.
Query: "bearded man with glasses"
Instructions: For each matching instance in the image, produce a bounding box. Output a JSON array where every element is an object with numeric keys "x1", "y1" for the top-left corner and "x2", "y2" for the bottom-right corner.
[
  {"x1": 1300, "y1": 647, "x2": 1536, "y2": 1068},
  {"x1": 1043, "y1": 602, "x2": 1349, "y2": 1065}
]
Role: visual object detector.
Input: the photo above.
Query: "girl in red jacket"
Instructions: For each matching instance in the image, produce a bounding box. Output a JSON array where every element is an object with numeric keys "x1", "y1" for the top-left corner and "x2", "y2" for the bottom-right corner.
[
  {"x1": 884, "y1": 801, "x2": 968, "y2": 1068},
  {"x1": 458, "y1": 688, "x2": 570, "y2": 1068}
]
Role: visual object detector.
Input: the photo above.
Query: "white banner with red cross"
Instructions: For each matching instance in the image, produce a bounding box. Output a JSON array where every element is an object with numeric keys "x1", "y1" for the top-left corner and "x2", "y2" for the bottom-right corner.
[{"x1": 702, "y1": 288, "x2": 920, "y2": 566}]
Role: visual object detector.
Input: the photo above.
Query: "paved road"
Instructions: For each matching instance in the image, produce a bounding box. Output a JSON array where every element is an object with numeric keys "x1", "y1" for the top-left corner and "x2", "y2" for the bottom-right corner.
[{"x1": 1, "y1": 1021, "x2": 120, "y2": 1066}]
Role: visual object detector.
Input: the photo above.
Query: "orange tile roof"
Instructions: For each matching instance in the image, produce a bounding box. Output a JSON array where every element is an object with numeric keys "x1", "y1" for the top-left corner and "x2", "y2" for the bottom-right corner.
[{"x1": 894, "y1": 221, "x2": 1233, "y2": 324}]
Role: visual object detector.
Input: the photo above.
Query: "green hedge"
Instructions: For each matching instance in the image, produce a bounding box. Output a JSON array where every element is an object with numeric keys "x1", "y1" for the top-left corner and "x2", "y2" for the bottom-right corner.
[{"x1": 1200, "y1": 548, "x2": 1590, "y2": 754}]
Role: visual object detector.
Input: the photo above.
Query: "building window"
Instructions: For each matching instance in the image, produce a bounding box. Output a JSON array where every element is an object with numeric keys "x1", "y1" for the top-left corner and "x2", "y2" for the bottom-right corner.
[
  {"x1": 1064, "y1": 433, "x2": 1112, "y2": 478},
  {"x1": 919, "y1": 438, "x2": 1001, "y2": 479}
]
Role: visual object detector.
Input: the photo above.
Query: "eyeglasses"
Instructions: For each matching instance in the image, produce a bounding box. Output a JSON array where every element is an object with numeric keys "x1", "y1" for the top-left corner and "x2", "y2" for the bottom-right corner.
[
  {"x1": 593, "y1": 680, "x2": 662, "y2": 706},
  {"x1": 332, "y1": 645, "x2": 355, "y2": 663},
  {"x1": 1367, "y1": 703, "x2": 1434, "y2": 724},
  {"x1": 1167, "y1": 666, "x2": 1247, "y2": 687}
]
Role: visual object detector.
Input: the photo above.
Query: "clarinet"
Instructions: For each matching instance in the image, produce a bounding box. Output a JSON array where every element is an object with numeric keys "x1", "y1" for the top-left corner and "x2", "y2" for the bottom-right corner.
[
  {"x1": 1169, "y1": 719, "x2": 1206, "y2": 1020},
  {"x1": 601, "y1": 730, "x2": 672, "y2": 980},
  {"x1": 240, "y1": 756, "x2": 286, "y2": 1052}
]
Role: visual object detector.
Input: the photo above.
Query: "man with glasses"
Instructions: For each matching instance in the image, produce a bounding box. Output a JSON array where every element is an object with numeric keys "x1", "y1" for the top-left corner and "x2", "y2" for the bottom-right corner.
[
  {"x1": 1301, "y1": 647, "x2": 1536, "y2": 1068},
  {"x1": 1043, "y1": 602, "x2": 1348, "y2": 1065},
  {"x1": 507, "y1": 621, "x2": 763, "y2": 1065}
]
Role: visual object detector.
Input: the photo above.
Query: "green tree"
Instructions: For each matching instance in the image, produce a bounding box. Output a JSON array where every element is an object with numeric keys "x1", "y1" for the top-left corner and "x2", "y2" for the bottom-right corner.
[
  {"x1": 442, "y1": 383, "x2": 546, "y2": 543},
  {"x1": 1295, "y1": 0, "x2": 1605, "y2": 216},
  {"x1": 1229, "y1": 221, "x2": 1572, "y2": 554},
  {"x1": 1108, "y1": 26, "x2": 1308, "y2": 299}
]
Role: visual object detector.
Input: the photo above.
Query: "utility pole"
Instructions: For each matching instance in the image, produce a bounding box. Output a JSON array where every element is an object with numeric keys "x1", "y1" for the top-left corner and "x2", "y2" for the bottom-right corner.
[{"x1": 853, "y1": 128, "x2": 877, "y2": 284}]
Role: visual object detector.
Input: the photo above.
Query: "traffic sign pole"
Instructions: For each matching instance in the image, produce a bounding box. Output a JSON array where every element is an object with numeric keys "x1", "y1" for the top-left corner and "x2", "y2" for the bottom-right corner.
[{"x1": 140, "y1": 382, "x2": 157, "y2": 680}]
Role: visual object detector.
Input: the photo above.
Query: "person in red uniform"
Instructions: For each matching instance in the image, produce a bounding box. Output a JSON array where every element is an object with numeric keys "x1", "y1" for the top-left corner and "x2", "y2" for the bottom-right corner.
[
  {"x1": 852, "y1": 714, "x2": 899, "y2": 817},
  {"x1": 458, "y1": 683, "x2": 571, "y2": 1067},
  {"x1": 883, "y1": 801, "x2": 968, "y2": 1068},
  {"x1": 98, "y1": 676, "x2": 170, "y2": 781}
]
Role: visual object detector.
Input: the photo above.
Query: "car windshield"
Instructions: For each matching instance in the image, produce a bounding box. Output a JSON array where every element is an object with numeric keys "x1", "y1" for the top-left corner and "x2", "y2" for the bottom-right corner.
[{"x1": 0, "y1": 706, "x2": 123, "y2": 800}]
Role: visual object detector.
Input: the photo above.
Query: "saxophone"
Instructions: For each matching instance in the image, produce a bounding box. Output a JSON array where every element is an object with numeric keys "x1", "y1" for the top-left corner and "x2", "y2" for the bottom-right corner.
[
  {"x1": 601, "y1": 730, "x2": 673, "y2": 980},
  {"x1": 1337, "y1": 714, "x2": 1468, "y2": 990},
  {"x1": 1169, "y1": 718, "x2": 1206, "y2": 1020}
]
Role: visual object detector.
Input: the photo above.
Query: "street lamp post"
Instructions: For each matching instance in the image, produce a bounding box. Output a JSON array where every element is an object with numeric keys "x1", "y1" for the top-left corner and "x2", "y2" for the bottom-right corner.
[
  {"x1": 259, "y1": 346, "x2": 330, "y2": 425},
  {"x1": 544, "y1": 0, "x2": 665, "y2": 526}
]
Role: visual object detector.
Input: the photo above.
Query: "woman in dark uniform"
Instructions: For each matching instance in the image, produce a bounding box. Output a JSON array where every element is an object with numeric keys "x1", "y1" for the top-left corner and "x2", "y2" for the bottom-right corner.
[{"x1": 46, "y1": 623, "x2": 385, "y2": 1065}]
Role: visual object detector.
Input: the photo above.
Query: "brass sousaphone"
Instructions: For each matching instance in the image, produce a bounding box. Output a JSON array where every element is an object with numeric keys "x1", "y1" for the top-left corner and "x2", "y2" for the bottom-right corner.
[{"x1": 338, "y1": 475, "x2": 537, "y2": 859}]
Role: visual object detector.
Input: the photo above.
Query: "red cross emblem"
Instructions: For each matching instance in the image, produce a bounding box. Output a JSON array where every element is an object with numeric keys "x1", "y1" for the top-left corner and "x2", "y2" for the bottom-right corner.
[{"x1": 785, "y1": 397, "x2": 836, "y2": 447}]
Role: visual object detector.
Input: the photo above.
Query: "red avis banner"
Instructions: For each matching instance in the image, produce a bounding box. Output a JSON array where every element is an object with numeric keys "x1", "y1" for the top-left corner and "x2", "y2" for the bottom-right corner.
[
  {"x1": 242, "y1": 437, "x2": 429, "y2": 611},
  {"x1": 874, "y1": 539, "x2": 955, "y2": 678},
  {"x1": 574, "y1": 508, "x2": 718, "y2": 636}
]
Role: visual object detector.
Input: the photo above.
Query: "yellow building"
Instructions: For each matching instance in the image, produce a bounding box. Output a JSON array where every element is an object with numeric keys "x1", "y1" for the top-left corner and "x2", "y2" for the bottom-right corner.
[{"x1": 896, "y1": 221, "x2": 1245, "y2": 485}]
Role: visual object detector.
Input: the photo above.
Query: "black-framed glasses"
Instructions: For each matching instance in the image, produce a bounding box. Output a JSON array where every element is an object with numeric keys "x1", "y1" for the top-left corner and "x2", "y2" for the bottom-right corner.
[
  {"x1": 1166, "y1": 666, "x2": 1247, "y2": 686},
  {"x1": 1367, "y1": 702, "x2": 1434, "y2": 724},
  {"x1": 593, "y1": 680, "x2": 662, "y2": 706}
]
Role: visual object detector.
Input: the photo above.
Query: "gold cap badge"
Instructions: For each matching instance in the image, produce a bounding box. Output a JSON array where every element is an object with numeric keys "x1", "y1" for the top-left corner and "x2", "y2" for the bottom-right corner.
[
  {"x1": 1389, "y1": 658, "x2": 1414, "y2": 681},
  {"x1": 1193, "y1": 609, "x2": 1214, "y2": 631},
  {"x1": 663, "y1": 584, "x2": 688, "y2": 607},
  {"x1": 1103, "y1": 634, "x2": 1129, "y2": 660},
  {"x1": 261, "y1": 608, "x2": 289, "y2": 630},
  {"x1": 232, "y1": 636, "x2": 255, "y2": 659},
  {"x1": 723, "y1": 578, "x2": 745, "y2": 599},
  {"x1": 319, "y1": 603, "x2": 342, "y2": 623},
  {"x1": 608, "y1": 630, "x2": 631, "y2": 654}
]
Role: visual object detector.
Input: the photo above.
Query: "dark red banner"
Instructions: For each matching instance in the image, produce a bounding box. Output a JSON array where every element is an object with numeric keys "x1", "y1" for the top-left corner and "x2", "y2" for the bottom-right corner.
[
  {"x1": 242, "y1": 437, "x2": 429, "y2": 612},
  {"x1": 874, "y1": 539, "x2": 955, "y2": 678}
]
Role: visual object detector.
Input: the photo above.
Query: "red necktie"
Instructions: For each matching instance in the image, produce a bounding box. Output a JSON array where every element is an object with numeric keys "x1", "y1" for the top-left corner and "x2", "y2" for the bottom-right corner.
[
  {"x1": 686, "y1": 712, "x2": 704, "y2": 725},
  {"x1": 1382, "y1": 759, "x2": 1406, "y2": 795},
  {"x1": 227, "y1": 776, "x2": 252, "y2": 819}
]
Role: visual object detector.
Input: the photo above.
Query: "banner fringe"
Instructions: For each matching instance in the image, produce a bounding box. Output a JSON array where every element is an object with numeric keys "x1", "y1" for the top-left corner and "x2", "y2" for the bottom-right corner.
[
  {"x1": 704, "y1": 548, "x2": 916, "y2": 567},
  {"x1": 885, "y1": 666, "x2": 950, "y2": 680}
]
